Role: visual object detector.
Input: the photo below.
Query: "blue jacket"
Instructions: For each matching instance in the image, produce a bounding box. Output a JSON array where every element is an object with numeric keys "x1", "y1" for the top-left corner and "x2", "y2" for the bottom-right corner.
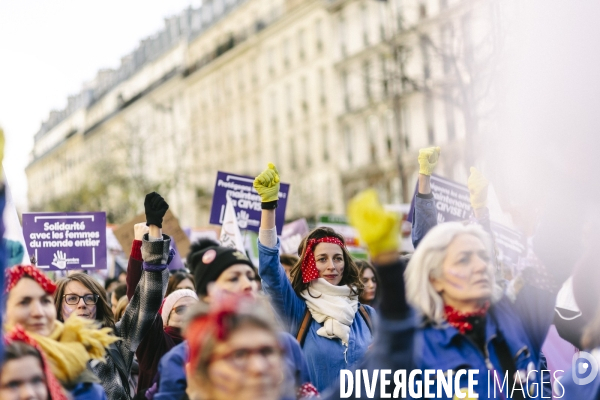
[
  {"x1": 413, "y1": 285, "x2": 556, "y2": 399},
  {"x1": 258, "y1": 239, "x2": 375, "y2": 392},
  {"x1": 153, "y1": 333, "x2": 312, "y2": 400},
  {"x1": 71, "y1": 382, "x2": 107, "y2": 400}
]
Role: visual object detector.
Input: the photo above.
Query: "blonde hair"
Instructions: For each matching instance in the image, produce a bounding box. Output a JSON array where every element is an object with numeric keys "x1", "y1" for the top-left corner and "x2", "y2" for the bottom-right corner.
[{"x1": 405, "y1": 222, "x2": 503, "y2": 325}]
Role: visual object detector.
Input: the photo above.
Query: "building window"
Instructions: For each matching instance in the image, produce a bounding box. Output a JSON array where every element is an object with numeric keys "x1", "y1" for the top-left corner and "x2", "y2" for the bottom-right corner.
[
  {"x1": 367, "y1": 116, "x2": 378, "y2": 162},
  {"x1": 315, "y1": 19, "x2": 323, "y2": 52},
  {"x1": 322, "y1": 125, "x2": 329, "y2": 161},
  {"x1": 319, "y1": 68, "x2": 327, "y2": 107},
  {"x1": 283, "y1": 38, "x2": 290, "y2": 68},
  {"x1": 285, "y1": 84, "x2": 293, "y2": 122},
  {"x1": 290, "y1": 137, "x2": 297, "y2": 170},
  {"x1": 395, "y1": 0, "x2": 404, "y2": 31},
  {"x1": 361, "y1": 5, "x2": 369, "y2": 46},
  {"x1": 344, "y1": 126, "x2": 353, "y2": 166},
  {"x1": 342, "y1": 71, "x2": 350, "y2": 111},
  {"x1": 298, "y1": 28, "x2": 306, "y2": 60},
  {"x1": 268, "y1": 48, "x2": 275, "y2": 76},
  {"x1": 363, "y1": 60, "x2": 372, "y2": 102},
  {"x1": 419, "y1": 2, "x2": 427, "y2": 19},
  {"x1": 420, "y1": 35, "x2": 431, "y2": 80},
  {"x1": 381, "y1": 54, "x2": 389, "y2": 98},
  {"x1": 300, "y1": 76, "x2": 308, "y2": 114},
  {"x1": 339, "y1": 15, "x2": 347, "y2": 56},
  {"x1": 305, "y1": 131, "x2": 312, "y2": 167}
]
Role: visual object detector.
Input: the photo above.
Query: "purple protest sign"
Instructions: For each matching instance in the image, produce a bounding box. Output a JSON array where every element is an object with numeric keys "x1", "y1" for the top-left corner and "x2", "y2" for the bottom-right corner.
[
  {"x1": 22, "y1": 212, "x2": 107, "y2": 271},
  {"x1": 407, "y1": 174, "x2": 471, "y2": 224},
  {"x1": 209, "y1": 171, "x2": 290, "y2": 235}
]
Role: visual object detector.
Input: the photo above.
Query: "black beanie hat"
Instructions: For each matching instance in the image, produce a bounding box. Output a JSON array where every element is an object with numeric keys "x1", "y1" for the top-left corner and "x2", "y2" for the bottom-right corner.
[{"x1": 192, "y1": 246, "x2": 256, "y2": 296}]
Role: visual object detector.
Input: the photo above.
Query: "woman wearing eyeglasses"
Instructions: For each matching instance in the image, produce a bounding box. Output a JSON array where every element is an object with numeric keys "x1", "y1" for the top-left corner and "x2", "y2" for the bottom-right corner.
[{"x1": 53, "y1": 192, "x2": 171, "y2": 400}]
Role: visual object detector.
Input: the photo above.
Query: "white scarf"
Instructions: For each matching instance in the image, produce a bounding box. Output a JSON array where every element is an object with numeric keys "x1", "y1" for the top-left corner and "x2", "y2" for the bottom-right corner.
[{"x1": 300, "y1": 278, "x2": 358, "y2": 346}]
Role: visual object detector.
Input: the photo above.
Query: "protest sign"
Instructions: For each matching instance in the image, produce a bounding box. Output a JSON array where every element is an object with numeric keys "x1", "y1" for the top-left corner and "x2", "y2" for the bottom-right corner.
[
  {"x1": 407, "y1": 175, "x2": 527, "y2": 264},
  {"x1": 209, "y1": 171, "x2": 290, "y2": 235},
  {"x1": 280, "y1": 218, "x2": 310, "y2": 254},
  {"x1": 113, "y1": 209, "x2": 191, "y2": 258},
  {"x1": 407, "y1": 175, "x2": 472, "y2": 224},
  {"x1": 490, "y1": 221, "x2": 527, "y2": 269},
  {"x1": 22, "y1": 212, "x2": 107, "y2": 271}
]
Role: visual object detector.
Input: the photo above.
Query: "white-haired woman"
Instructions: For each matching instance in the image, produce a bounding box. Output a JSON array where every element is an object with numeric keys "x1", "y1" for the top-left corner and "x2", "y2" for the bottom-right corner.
[{"x1": 349, "y1": 189, "x2": 567, "y2": 399}]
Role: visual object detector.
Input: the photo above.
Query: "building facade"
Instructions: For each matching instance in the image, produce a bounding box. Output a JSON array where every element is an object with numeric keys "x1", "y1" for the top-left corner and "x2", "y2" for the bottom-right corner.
[{"x1": 26, "y1": 0, "x2": 496, "y2": 227}]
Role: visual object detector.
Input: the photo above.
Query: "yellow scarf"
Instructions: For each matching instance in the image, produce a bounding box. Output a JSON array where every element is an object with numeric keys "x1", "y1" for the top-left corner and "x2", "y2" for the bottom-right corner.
[{"x1": 26, "y1": 315, "x2": 117, "y2": 386}]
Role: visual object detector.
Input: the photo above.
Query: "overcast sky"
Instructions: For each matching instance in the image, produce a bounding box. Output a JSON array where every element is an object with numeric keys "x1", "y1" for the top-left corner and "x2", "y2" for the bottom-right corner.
[{"x1": 0, "y1": 0, "x2": 201, "y2": 210}]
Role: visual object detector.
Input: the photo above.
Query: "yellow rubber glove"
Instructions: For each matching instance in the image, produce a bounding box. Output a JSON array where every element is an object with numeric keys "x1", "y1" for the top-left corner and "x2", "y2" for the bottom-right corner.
[
  {"x1": 348, "y1": 189, "x2": 399, "y2": 257},
  {"x1": 468, "y1": 167, "x2": 489, "y2": 209},
  {"x1": 253, "y1": 162, "x2": 280, "y2": 203},
  {"x1": 418, "y1": 146, "x2": 441, "y2": 175}
]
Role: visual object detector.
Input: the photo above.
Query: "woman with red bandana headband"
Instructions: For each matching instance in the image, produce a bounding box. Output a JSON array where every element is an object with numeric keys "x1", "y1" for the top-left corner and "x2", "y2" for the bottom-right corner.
[
  {"x1": 2, "y1": 328, "x2": 68, "y2": 400},
  {"x1": 254, "y1": 163, "x2": 375, "y2": 392},
  {"x1": 4, "y1": 265, "x2": 113, "y2": 399}
]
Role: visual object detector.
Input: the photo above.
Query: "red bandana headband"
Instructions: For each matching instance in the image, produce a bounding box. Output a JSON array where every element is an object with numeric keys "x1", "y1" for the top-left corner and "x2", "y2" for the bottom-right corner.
[
  {"x1": 5, "y1": 326, "x2": 68, "y2": 400},
  {"x1": 300, "y1": 237, "x2": 346, "y2": 283},
  {"x1": 5, "y1": 265, "x2": 56, "y2": 295},
  {"x1": 444, "y1": 301, "x2": 490, "y2": 334}
]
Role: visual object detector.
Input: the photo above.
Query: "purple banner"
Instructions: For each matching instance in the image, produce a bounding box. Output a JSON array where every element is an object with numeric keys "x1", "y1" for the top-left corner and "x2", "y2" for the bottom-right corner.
[
  {"x1": 407, "y1": 174, "x2": 471, "y2": 224},
  {"x1": 209, "y1": 171, "x2": 290, "y2": 235},
  {"x1": 22, "y1": 212, "x2": 107, "y2": 271},
  {"x1": 407, "y1": 175, "x2": 527, "y2": 265}
]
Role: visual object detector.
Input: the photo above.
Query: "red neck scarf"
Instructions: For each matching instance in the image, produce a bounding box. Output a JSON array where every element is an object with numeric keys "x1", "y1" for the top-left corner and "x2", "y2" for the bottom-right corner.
[
  {"x1": 444, "y1": 302, "x2": 490, "y2": 334},
  {"x1": 5, "y1": 326, "x2": 68, "y2": 400},
  {"x1": 5, "y1": 265, "x2": 56, "y2": 295},
  {"x1": 300, "y1": 237, "x2": 345, "y2": 283}
]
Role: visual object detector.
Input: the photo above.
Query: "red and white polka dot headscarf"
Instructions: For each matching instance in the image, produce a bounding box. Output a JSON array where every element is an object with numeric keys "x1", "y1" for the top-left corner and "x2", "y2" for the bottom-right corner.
[
  {"x1": 300, "y1": 237, "x2": 345, "y2": 283},
  {"x1": 5, "y1": 326, "x2": 68, "y2": 400},
  {"x1": 5, "y1": 265, "x2": 56, "y2": 295}
]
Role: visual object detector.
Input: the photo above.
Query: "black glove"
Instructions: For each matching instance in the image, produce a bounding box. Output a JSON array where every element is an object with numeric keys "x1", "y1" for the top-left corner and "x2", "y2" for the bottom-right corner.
[{"x1": 144, "y1": 192, "x2": 169, "y2": 228}]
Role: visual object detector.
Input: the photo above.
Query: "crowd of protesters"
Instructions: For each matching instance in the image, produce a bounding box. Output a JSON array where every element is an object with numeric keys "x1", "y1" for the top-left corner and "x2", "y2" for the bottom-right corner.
[{"x1": 0, "y1": 146, "x2": 598, "y2": 400}]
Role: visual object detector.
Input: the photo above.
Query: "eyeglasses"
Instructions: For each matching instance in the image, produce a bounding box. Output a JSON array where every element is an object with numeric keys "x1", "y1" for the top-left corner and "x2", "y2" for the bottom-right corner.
[
  {"x1": 63, "y1": 293, "x2": 99, "y2": 305},
  {"x1": 210, "y1": 345, "x2": 282, "y2": 370},
  {"x1": 172, "y1": 305, "x2": 189, "y2": 316}
]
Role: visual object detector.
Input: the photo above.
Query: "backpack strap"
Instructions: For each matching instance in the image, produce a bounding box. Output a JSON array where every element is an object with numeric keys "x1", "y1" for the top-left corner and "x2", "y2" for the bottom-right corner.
[
  {"x1": 296, "y1": 309, "x2": 313, "y2": 346},
  {"x1": 358, "y1": 305, "x2": 374, "y2": 336},
  {"x1": 296, "y1": 306, "x2": 375, "y2": 346}
]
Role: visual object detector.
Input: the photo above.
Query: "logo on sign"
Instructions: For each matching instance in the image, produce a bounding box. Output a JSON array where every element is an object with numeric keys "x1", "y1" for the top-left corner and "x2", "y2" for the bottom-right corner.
[{"x1": 51, "y1": 250, "x2": 79, "y2": 270}]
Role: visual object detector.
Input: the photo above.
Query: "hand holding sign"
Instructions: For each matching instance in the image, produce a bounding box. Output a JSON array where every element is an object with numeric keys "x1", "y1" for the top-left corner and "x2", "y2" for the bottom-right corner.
[
  {"x1": 418, "y1": 147, "x2": 441, "y2": 176},
  {"x1": 468, "y1": 167, "x2": 489, "y2": 210},
  {"x1": 144, "y1": 192, "x2": 169, "y2": 228},
  {"x1": 253, "y1": 163, "x2": 280, "y2": 203},
  {"x1": 348, "y1": 189, "x2": 399, "y2": 258}
]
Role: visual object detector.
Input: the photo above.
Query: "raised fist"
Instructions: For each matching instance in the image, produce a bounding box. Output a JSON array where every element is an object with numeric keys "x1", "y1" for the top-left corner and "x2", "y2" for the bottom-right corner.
[
  {"x1": 144, "y1": 192, "x2": 169, "y2": 228},
  {"x1": 348, "y1": 189, "x2": 399, "y2": 257},
  {"x1": 253, "y1": 163, "x2": 280, "y2": 203},
  {"x1": 418, "y1": 147, "x2": 441, "y2": 176}
]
